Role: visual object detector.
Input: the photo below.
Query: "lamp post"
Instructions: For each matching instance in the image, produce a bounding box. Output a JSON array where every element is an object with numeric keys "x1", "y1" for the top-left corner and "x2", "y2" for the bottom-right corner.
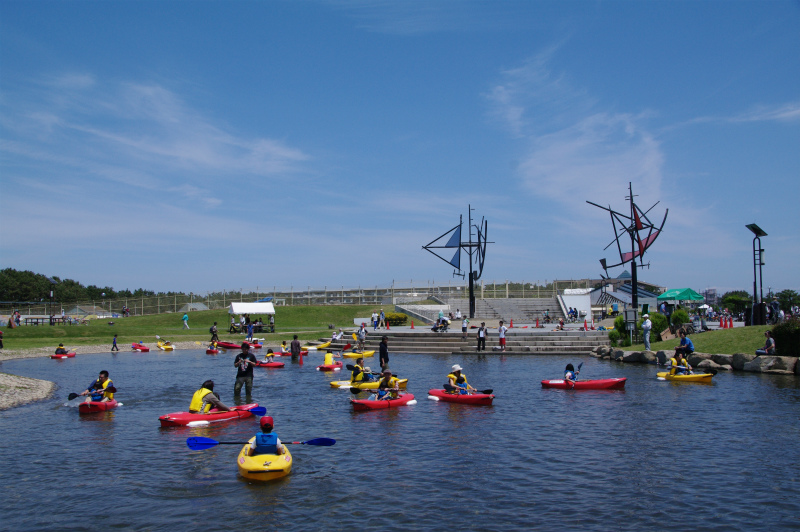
[
  {"x1": 101, "y1": 293, "x2": 106, "y2": 317},
  {"x1": 746, "y1": 223, "x2": 767, "y2": 326}
]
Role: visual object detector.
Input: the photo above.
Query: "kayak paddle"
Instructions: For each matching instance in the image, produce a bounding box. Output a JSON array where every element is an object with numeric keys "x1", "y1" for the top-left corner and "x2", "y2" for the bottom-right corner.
[
  {"x1": 67, "y1": 386, "x2": 117, "y2": 401},
  {"x1": 443, "y1": 384, "x2": 493, "y2": 395},
  {"x1": 186, "y1": 436, "x2": 336, "y2": 450}
]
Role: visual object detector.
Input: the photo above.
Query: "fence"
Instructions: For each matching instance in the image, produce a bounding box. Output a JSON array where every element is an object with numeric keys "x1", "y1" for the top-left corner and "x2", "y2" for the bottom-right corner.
[{"x1": 0, "y1": 279, "x2": 595, "y2": 318}]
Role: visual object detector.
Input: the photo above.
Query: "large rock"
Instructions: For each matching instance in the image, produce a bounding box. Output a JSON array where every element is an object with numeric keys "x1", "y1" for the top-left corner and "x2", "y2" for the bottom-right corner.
[
  {"x1": 696, "y1": 359, "x2": 732, "y2": 371},
  {"x1": 611, "y1": 349, "x2": 625, "y2": 361},
  {"x1": 622, "y1": 351, "x2": 645, "y2": 363},
  {"x1": 655, "y1": 350, "x2": 669, "y2": 365},
  {"x1": 641, "y1": 351, "x2": 658, "y2": 363},
  {"x1": 742, "y1": 356, "x2": 798, "y2": 373},
  {"x1": 688, "y1": 353, "x2": 712, "y2": 367},
  {"x1": 711, "y1": 354, "x2": 734, "y2": 366},
  {"x1": 732, "y1": 353, "x2": 756, "y2": 371}
]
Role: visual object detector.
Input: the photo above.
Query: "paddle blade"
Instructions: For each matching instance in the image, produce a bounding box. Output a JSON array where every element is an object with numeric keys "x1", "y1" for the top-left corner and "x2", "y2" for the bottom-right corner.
[
  {"x1": 342, "y1": 343, "x2": 352, "y2": 351},
  {"x1": 352, "y1": 333, "x2": 358, "y2": 341},
  {"x1": 479, "y1": 389, "x2": 493, "y2": 395},
  {"x1": 67, "y1": 393, "x2": 79, "y2": 401},
  {"x1": 349, "y1": 387, "x2": 366, "y2": 394},
  {"x1": 186, "y1": 437, "x2": 220, "y2": 450},
  {"x1": 106, "y1": 386, "x2": 117, "y2": 394},
  {"x1": 296, "y1": 437, "x2": 336, "y2": 446},
  {"x1": 577, "y1": 362, "x2": 584, "y2": 371},
  {"x1": 345, "y1": 364, "x2": 356, "y2": 371},
  {"x1": 249, "y1": 406, "x2": 267, "y2": 416}
]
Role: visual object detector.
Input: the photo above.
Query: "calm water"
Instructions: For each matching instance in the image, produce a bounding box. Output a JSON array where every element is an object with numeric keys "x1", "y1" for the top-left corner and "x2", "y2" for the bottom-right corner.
[{"x1": 1, "y1": 349, "x2": 798, "y2": 531}]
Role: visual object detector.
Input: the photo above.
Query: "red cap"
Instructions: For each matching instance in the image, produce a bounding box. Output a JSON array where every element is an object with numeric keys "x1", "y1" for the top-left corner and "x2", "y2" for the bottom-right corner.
[{"x1": 260, "y1": 416, "x2": 274, "y2": 429}]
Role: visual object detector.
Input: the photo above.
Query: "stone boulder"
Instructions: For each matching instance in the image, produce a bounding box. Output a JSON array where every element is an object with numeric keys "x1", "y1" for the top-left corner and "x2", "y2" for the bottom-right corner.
[
  {"x1": 688, "y1": 353, "x2": 712, "y2": 367},
  {"x1": 622, "y1": 351, "x2": 645, "y2": 363},
  {"x1": 641, "y1": 351, "x2": 658, "y2": 363},
  {"x1": 732, "y1": 353, "x2": 756, "y2": 371},
  {"x1": 696, "y1": 359, "x2": 731, "y2": 371},
  {"x1": 611, "y1": 349, "x2": 625, "y2": 361},
  {"x1": 742, "y1": 356, "x2": 798, "y2": 374},
  {"x1": 711, "y1": 354, "x2": 734, "y2": 366}
]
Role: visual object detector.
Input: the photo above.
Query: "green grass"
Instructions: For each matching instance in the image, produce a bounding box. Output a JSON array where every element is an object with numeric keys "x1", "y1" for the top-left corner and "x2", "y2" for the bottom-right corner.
[
  {"x1": 628, "y1": 325, "x2": 771, "y2": 355},
  {"x1": 1, "y1": 305, "x2": 380, "y2": 351}
]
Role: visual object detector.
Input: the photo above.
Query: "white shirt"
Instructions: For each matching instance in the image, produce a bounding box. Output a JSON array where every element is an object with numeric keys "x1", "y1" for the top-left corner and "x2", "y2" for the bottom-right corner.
[
  {"x1": 455, "y1": 310, "x2": 462, "y2": 319},
  {"x1": 462, "y1": 319, "x2": 468, "y2": 328},
  {"x1": 498, "y1": 326, "x2": 507, "y2": 338},
  {"x1": 642, "y1": 319, "x2": 652, "y2": 331}
]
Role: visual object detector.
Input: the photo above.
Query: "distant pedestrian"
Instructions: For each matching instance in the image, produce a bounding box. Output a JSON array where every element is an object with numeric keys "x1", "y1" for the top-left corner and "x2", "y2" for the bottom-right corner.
[
  {"x1": 111, "y1": 334, "x2": 119, "y2": 352},
  {"x1": 642, "y1": 314, "x2": 652, "y2": 351},
  {"x1": 461, "y1": 317, "x2": 469, "y2": 340},
  {"x1": 372, "y1": 310, "x2": 378, "y2": 331},
  {"x1": 182, "y1": 313, "x2": 189, "y2": 329},
  {"x1": 379, "y1": 336, "x2": 390, "y2": 370},
  {"x1": 378, "y1": 309, "x2": 386, "y2": 330},
  {"x1": 246, "y1": 322, "x2": 254, "y2": 342},
  {"x1": 498, "y1": 320, "x2": 508, "y2": 352},
  {"x1": 269, "y1": 314, "x2": 275, "y2": 333},
  {"x1": 210, "y1": 322, "x2": 219, "y2": 342},
  {"x1": 476, "y1": 322, "x2": 487, "y2": 352},
  {"x1": 229, "y1": 316, "x2": 237, "y2": 334}
]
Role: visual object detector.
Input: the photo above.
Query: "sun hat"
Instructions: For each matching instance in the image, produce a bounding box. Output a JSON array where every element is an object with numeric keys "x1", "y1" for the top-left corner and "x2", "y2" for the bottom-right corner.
[
  {"x1": 643, "y1": 314, "x2": 649, "y2": 318},
  {"x1": 452, "y1": 364, "x2": 463, "y2": 372}
]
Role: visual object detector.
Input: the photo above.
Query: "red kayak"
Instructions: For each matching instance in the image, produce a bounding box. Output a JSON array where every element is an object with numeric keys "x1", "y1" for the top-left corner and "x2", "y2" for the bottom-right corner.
[
  {"x1": 274, "y1": 351, "x2": 308, "y2": 357},
  {"x1": 243, "y1": 342, "x2": 262, "y2": 349},
  {"x1": 206, "y1": 349, "x2": 219, "y2": 355},
  {"x1": 351, "y1": 393, "x2": 416, "y2": 411},
  {"x1": 316, "y1": 361, "x2": 343, "y2": 371},
  {"x1": 132, "y1": 343, "x2": 150, "y2": 352},
  {"x1": 215, "y1": 341, "x2": 242, "y2": 350},
  {"x1": 254, "y1": 361, "x2": 285, "y2": 368},
  {"x1": 79, "y1": 399, "x2": 118, "y2": 413},
  {"x1": 50, "y1": 352, "x2": 76, "y2": 359},
  {"x1": 428, "y1": 389, "x2": 494, "y2": 405},
  {"x1": 541, "y1": 378, "x2": 627, "y2": 390},
  {"x1": 159, "y1": 403, "x2": 260, "y2": 427}
]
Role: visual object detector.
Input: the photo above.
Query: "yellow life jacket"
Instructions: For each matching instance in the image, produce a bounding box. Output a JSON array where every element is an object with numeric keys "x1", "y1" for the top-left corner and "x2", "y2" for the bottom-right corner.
[
  {"x1": 189, "y1": 387, "x2": 213, "y2": 413},
  {"x1": 378, "y1": 376, "x2": 398, "y2": 390},
  {"x1": 447, "y1": 372, "x2": 468, "y2": 387},
  {"x1": 351, "y1": 364, "x2": 365, "y2": 382},
  {"x1": 324, "y1": 352, "x2": 334, "y2": 366},
  {"x1": 669, "y1": 357, "x2": 682, "y2": 375},
  {"x1": 101, "y1": 379, "x2": 114, "y2": 400}
]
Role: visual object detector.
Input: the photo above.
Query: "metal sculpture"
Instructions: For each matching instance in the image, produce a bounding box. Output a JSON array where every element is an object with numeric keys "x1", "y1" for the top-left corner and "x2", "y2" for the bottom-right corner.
[
  {"x1": 422, "y1": 205, "x2": 490, "y2": 318},
  {"x1": 587, "y1": 182, "x2": 668, "y2": 311}
]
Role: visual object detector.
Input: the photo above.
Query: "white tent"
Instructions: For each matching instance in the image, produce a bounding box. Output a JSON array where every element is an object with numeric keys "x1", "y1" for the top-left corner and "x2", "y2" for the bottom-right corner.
[{"x1": 228, "y1": 302, "x2": 276, "y2": 315}]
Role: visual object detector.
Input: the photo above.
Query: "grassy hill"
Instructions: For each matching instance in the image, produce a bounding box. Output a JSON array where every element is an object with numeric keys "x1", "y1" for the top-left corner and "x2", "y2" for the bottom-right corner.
[
  {"x1": 2, "y1": 305, "x2": 379, "y2": 351},
  {"x1": 628, "y1": 324, "x2": 772, "y2": 355}
]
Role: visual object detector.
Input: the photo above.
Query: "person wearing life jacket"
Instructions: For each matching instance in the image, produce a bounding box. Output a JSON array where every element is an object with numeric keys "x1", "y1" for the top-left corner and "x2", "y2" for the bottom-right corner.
[
  {"x1": 373, "y1": 368, "x2": 400, "y2": 400},
  {"x1": 189, "y1": 380, "x2": 231, "y2": 413},
  {"x1": 669, "y1": 352, "x2": 692, "y2": 375},
  {"x1": 351, "y1": 357, "x2": 373, "y2": 383},
  {"x1": 55, "y1": 343, "x2": 68, "y2": 355},
  {"x1": 447, "y1": 364, "x2": 475, "y2": 395},
  {"x1": 80, "y1": 370, "x2": 114, "y2": 403},
  {"x1": 207, "y1": 341, "x2": 217, "y2": 351},
  {"x1": 323, "y1": 350, "x2": 341, "y2": 367},
  {"x1": 250, "y1": 416, "x2": 286, "y2": 456},
  {"x1": 263, "y1": 348, "x2": 275, "y2": 363},
  {"x1": 280, "y1": 341, "x2": 288, "y2": 353},
  {"x1": 565, "y1": 363, "x2": 580, "y2": 383}
]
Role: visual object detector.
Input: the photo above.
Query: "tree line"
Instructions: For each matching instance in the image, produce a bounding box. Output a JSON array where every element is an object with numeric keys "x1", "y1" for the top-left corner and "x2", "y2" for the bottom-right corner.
[{"x1": 0, "y1": 268, "x2": 159, "y2": 303}]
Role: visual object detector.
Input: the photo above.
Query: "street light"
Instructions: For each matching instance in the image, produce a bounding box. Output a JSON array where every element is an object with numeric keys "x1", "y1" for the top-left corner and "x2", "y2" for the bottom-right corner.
[{"x1": 746, "y1": 223, "x2": 767, "y2": 325}]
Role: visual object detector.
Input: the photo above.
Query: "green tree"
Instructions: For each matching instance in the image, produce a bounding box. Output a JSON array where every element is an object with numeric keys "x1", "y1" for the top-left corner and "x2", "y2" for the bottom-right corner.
[
  {"x1": 776, "y1": 289, "x2": 799, "y2": 311},
  {"x1": 720, "y1": 290, "x2": 751, "y2": 313}
]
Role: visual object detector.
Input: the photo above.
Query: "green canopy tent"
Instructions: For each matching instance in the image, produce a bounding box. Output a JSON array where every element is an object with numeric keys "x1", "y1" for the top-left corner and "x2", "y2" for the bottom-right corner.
[{"x1": 657, "y1": 288, "x2": 705, "y2": 302}]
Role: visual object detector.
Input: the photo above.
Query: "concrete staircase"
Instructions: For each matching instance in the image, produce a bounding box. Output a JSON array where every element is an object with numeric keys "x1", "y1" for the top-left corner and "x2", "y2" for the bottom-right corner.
[
  {"x1": 436, "y1": 297, "x2": 566, "y2": 323},
  {"x1": 324, "y1": 329, "x2": 608, "y2": 356}
]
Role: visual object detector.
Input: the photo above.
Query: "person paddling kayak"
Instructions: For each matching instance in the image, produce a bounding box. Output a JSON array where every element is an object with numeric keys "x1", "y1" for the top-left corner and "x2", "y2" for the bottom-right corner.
[
  {"x1": 80, "y1": 370, "x2": 114, "y2": 403},
  {"x1": 446, "y1": 364, "x2": 476, "y2": 395},
  {"x1": 55, "y1": 343, "x2": 68, "y2": 355},
  {"x1": 189, "y1": 380, "x2": 231, "y2": 413},
  {"x1": 351, "y1": 357, "x2": 373, "y2": 383},
  {"x1": 669, "y1": 352, "x2": 692, "y2": 375},
  {"x1": 249, "y1": 416, "x2": 286, "y2": 456},
  {"x1": 373, "y1": 368, "x2": 400, "y2": 400},
  {"x1": 565, "y1": 363, "x2": 580, "y2": 383}
]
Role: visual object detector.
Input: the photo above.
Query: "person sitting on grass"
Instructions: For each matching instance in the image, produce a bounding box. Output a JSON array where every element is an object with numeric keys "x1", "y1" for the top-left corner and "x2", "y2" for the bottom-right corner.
[
  {"x1": 674, "y1": 329, "x2": 694, "y2": 360},
  {"x1": 755, "y1": 331, "x2": 776, "y2": 356}
]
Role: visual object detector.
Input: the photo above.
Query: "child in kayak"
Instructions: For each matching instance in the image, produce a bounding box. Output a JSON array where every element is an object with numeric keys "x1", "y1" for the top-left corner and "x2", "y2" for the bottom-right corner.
[
  {"x1": 373, "y1": 368, "x2": 400, "y2": 400},
  {"x1": 263, "y1": 349, "x2": 275, "y2": 363},
  {"x1": 280, "y1": 341, "x2": 288, "y2": 353},
  {"x1": 447, "y1": 364, "x2": 476, "y2": 395},
  {"x1": 55, "y1": 343, "x2": 68, "y2": 355},
  {"x1": 669, "y1": 352, "x2": 692, "y2": 375},
  {"x1": 564, "y1": 363, "x2": 580, "y2": 383},
  {"x1": 250, "y1": 416, "x2": 286, "y2": 456},
  {"x1": 189, "y1": 380, "x2": 231, "y2": 413},
  {"x1": 323, "y1": 350, "x2": 342, "y2": 366},
  {"x1": 80, "y1": 370, "x2": 114, "y2": 403}
]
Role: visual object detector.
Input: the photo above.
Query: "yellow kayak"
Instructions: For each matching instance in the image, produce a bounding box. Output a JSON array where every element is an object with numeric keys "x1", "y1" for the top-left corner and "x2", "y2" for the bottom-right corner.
[
  {"x1": 330, "y1": 378, "x2": 408, "y2": 390},
  {"x1": 157, "y1": 340, "x2": 174, "y2": 351},
  {"x1": 342, "y1": 350, "x2": 374, "y2": 358},
  {"x1": 302, "y1": 341, "x2": 332, "y2": 351},
  {"x1": 237, "y1": 437, "x2": 293, "y2": 482},
  {"x1": 657, "y1": 372, "x2": 713, "y2": 383}
]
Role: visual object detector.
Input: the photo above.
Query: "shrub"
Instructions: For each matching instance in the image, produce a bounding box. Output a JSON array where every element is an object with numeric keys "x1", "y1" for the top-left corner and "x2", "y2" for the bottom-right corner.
[
  {"x1": 772, "y1": 318, "x2": 800, "y2": 356},
  {"x1": 671, "y1": 309, "x2": 689, "y2": 327},
  {"x1": 608, "y1": 329, "x2": 620, "y2": 345},
  {"x1": 614, "y1": 315, "x2": 625, "y2": 334},
  {"x1": 385, "y1": 312, "x2": 408, "y2": 326}
]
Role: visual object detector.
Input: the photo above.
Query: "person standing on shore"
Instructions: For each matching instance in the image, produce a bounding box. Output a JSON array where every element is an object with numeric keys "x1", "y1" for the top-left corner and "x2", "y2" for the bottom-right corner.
[
  {"x1": 372, "y1": 310, "x2": 378, "y2": 331},
  {"x1": 269, "y1": 314, "x2": 275, "y2": 333},
  {"x1": 461, "y1": 316, "x2": 469, "y2": 340},
  {"x1": 111, "y1": 334, "x2": 119, "y2": 352},
  {"x1": 356, "y1": 323, "x2": 368, "y2": 352},
  {"x1": 642, "y1": 314, "x2": 652, "y2": 351},
  {"x1": 498, "y1": 320, "x2": 508, "y2": 352},
  {"x1": 379, "y1": 336, "x2": 389, "y2": 370},
  {"x1": 378, "y1": 309, "x2": 386, "y2": 330},
  {"x1": 210, "y1": 322, "x2": 219, "y2": 343},
  {"x1": 476, "y1": 322, "x2": 487, "y2": 352},
  {"x1": 182, "y1": 313, "x2": 189, "y2": 329},
  {"x1": 233, "y1": 344, "x2": 257, "y2": 398}
]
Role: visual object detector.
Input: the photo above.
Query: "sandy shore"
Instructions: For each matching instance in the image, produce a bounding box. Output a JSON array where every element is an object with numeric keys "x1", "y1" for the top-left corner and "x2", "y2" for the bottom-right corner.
[{"x1": 0, "y1": 341, "x2": 203, "y2": 411}]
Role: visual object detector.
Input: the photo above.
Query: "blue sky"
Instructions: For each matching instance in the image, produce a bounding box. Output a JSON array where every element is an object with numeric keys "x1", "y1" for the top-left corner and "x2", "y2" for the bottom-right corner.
[{"x1": 1, "y1": 1, "x2": 798, "y2": 296}]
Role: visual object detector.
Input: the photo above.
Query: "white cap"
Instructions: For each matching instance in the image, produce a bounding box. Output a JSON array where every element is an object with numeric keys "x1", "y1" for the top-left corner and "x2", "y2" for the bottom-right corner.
[
  {"x1": 643, "y1": 314, "x2": 649, "y2": 318},
  {"x1": 452, "y1": 364, "x2": 463, "y2": 372}
]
